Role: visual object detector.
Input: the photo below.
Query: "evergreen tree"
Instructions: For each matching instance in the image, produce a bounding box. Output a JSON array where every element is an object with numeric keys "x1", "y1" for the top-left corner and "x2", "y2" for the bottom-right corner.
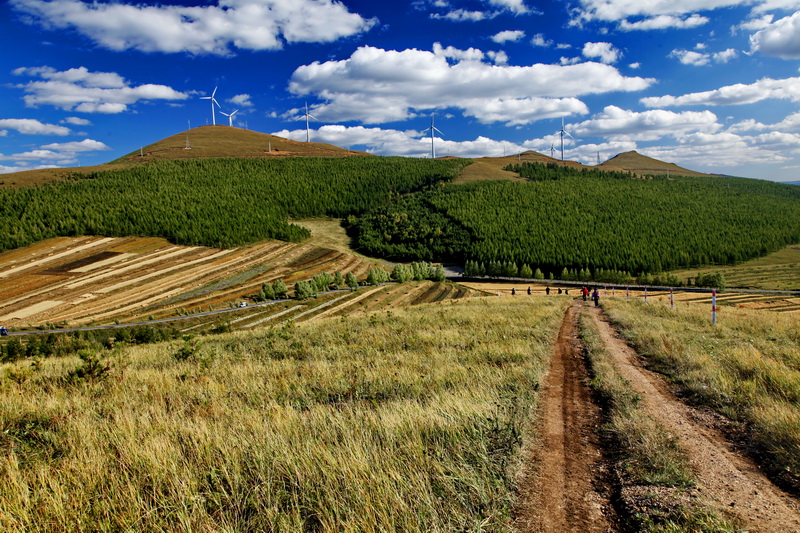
[
  {"x1": 432, "y1": 264, "x2": 446, "y2": 282},
  {"x1": 294, "y1": 280, "x2": 314, "y2": 300},
  {"x1": 259, "y1": 282, "x2": 275, "y2": 301},
  {"x1": 346, "y1": 272, "x2": 359, "y2": 290},
  {"x1": 519, "y1": 264, "x2": 533, "y2": 279},
  {"x1": 272, "y1": 279, "x2": 288, "y2": 298},
  {"x1": 534, "y1": 267, "x2": 544, "y2": 280},
  {"x1": 334, "y1": 271, "x2": 344, "y2": 289}
]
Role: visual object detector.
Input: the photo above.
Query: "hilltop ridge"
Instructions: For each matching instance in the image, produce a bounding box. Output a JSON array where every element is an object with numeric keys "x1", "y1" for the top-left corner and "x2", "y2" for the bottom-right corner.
[
  {"x1": 600, "y1": 150, "x2": 711, "y2": 177},
  {"x1": 110, "y1": 125, "x2": 368, "y2": 163},
  {"x1": 1, "y1": 128, "x2": 719, "y2": 188}
]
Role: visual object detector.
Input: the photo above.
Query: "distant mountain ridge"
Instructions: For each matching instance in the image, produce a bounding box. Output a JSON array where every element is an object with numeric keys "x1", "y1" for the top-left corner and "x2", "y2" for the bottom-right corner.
[{"x1": 0, "y1": 128, "x2": 728, "y2": 187}]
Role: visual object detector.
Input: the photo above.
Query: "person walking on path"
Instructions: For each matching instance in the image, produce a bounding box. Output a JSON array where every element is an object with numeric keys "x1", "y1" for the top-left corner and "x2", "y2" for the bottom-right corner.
[
  {"x1": 592, "y1": 288, "x2": 600, "y2": 307},
  {"x1": 546, "y1": 287, "x2": 550, "y2": 295},
  {"x1": 582, "y1": 286, "x2": 589, "y2": 301}
]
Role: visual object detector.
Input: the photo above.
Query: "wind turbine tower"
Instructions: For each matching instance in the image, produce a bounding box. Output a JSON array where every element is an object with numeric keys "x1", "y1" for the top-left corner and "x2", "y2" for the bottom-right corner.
[
  {"x1": 303, "y1": 102, "x2": 318, "y2": 142},
  {"x1": 558, "y1": 117, "x2": 574, "y2": 162},
  {"x1": 220, "y1": 109, "x2": 239, "y2": 127},
  {"x1": 200, "y1": 86, "x2": 221, "y2": 126},
  {"x1": 423, "y1": 114, "x2": 443, "y2": 159}
]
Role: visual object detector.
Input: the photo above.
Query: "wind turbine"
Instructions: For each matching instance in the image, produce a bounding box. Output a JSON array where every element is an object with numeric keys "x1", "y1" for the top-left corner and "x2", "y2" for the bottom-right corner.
[
  {"x1": 200, "y1": 86, "x2": 221, "y2": 126},
  {"x1": 423, "y1": 114, "x2": 443, "y2": 159},
  {"x1": 558, "y1": 117, "x2": 574, "y2": 162},
  {"x1": 549, "y1": 143, "x2": 556, "y2": 159},
  {"x1": 303, "y1": 102, "x2": 318, "y2": 142},
  {"x1": 220, "y1": 109, "x2": 238, "y2": 127}
]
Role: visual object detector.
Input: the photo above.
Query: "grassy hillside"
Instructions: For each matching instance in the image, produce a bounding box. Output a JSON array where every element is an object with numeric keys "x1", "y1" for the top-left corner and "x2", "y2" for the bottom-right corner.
[
  {"x1": 109, "y1": 126, "x2": 366, "y2": 164},
  {"x1": 600, "y1": 150, "x2": 711, "y2": 177},
  {"x1": 670, "y1": 244, "x2": 800, "y2": 291},
  {"x1": 604, "y1": 298, "x2": 800, "y2": 492},
  {"x1": 0, "y1": 296, "x2": 567, "y2": 531}
]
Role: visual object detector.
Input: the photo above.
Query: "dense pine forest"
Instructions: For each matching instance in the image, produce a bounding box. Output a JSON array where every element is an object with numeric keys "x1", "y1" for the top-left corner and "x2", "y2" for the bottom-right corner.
[
  {"x1": 2, "y1": 158, "x2": 799, "y2": 277},
  {"x1": 353, "y1": 163, "x2": 800, "y2": 275},
  {"x1": 0, "y1": 157, "x2": 469, "y2": 252}
]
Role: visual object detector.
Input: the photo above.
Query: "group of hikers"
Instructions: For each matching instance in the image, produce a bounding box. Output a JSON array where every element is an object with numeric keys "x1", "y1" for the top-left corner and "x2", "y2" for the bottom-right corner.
[{"x1": 511, "y1": 285, "x2": 600, "y2": 306}]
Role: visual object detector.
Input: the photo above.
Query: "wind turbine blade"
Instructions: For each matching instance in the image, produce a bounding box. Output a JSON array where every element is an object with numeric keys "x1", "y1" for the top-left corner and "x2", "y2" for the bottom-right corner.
[
  {"x1": 212, "y1": 98, "x2": 220, "y2": 108},
  {"x1": 231, "y1": 109, "x2": 238, "y2": 116},
  {"x1": 433, "y1": 127, "x2": 443, "y2": 135},
  {"x1": 211, "y1": 86, "x2": 218, "y2": 98}
]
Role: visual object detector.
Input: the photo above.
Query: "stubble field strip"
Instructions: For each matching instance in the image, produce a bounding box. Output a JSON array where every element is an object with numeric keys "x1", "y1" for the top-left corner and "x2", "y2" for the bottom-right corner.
[
  {"x1": 0, "y1": 237, "x2": 116, "y2": 279},
  {"x1": 0, "y1": 236, "x2": 378, "y2": 329},
  {"x1": 378, "y1": 281, "x2": 434, "y2": 308},
  {"x1": 305, "y1": 285, "x2": 389, "y2": 322},
  {"x1": 0, "y1": 296, "x2": 567, "y2": 532}
]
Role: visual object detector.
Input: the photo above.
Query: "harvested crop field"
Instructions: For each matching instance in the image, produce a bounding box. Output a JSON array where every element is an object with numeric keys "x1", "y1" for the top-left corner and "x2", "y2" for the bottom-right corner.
[{"x1": 0, "y1": 236, "x2": 378, "y2": 328}]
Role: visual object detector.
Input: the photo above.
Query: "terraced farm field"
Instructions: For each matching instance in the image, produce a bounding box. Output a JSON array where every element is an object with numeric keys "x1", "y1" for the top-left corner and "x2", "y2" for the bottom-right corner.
[
  {"x1": 0, "y1": 235, "x2": 480, "y2": 333},
  {"x1": 0, "y1": 236, "x2": 379, "y2": 329}
]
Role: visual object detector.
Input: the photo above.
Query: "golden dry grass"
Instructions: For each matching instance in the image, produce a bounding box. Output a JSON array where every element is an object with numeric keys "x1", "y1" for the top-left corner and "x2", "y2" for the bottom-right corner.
[
  {"x1": 670, "y1": 244, "x2": 800, "y2": 291},
  {"x1": 0, "y1": 296, "x2": 568, "y2": 532},
  {"x1": 603, "y1": 299, "x2": 800, "y2": 490}
]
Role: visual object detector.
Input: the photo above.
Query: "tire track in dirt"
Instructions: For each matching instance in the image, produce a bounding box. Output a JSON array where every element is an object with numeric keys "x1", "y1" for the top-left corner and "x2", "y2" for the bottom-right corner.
[
  {"x1": 588, "y1": 306, "x2": 800, "y2": 532},
  {"x1": 515, "y1": 302, "x2": 614, "y2": 532}
]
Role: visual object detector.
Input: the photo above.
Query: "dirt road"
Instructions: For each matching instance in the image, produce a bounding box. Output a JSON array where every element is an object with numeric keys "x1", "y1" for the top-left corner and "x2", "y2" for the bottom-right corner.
[
  {"x1": 516, "y1": 301, "x2": 800, "y2": 532},
  {"x1": 514, "y1": 303, "x2": 615, "y2": 532},
  {"x1": 587, "y1": 305, "x2": 800, "y2": 532}
]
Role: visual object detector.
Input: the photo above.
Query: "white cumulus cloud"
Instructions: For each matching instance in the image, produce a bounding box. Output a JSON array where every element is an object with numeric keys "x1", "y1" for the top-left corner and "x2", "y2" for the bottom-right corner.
[
  {"x1": 288, "y1": 45, "x2": 653, "y2": 125},
  {"x1": 619, "y1": 14, "x2": 709, "y2": 30},
  {"x1": 750, "y1": 12, "x2": 800, "y2": 58},
  {"x1": 11, "y1": 0, "x2": 377, "y2": 55},
  {"x1": 568, "y1": 105, "x2": 721, "y2": 141},
  {"x1": 40, "y1": 139, "x2": 110, "y2": 152},
  {"x1": 491, "y1": 30, "x2": 525, "y2": 43},
  {"x1": 641, "y1": 77, "x2": 800, "y2": 107},
  {"x1": 228, "y1": 94, "x2": 254, "y2": 108},
  {"x1": 0, "y1": 118, "x2": 71, "y2": 135},
  {"x1": 14, "y1": 66, "x2": 188, "y2": 113},
  {"x1": 670, "y1": 47, "x2": 737, "y2": 66},
  {"x1": 62, "y1": 116, "x2": 92, "y2": 126},
  {"x1": 273, "y1": 124, "x2": 529, "y2": 158},
  {"x1": 582, "y1": 42, "x2": 621, "y2": 63}
]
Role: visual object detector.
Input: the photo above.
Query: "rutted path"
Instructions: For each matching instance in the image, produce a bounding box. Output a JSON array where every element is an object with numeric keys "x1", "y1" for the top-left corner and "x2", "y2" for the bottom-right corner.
[
  {"x1": 587, "y1": 306, "x2": 800, "y2": 532},
  {"x1": 515, "y1": 302, "x2": 614, "y2": 532}
]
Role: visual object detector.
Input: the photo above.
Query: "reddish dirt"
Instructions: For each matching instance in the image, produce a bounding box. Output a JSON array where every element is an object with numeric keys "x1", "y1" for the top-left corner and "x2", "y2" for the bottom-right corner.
[
  {"x1": 588, "y1": 306, "x2": 800, "y2": 531},
  {"x1": 514, "y1": 302, "x2": 615, "y2": 532}
]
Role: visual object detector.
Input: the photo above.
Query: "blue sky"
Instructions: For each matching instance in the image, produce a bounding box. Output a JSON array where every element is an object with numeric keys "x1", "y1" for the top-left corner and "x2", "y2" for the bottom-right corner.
[{"x1": 3, "y1": 0, "x2": 800, "y2": 181}]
